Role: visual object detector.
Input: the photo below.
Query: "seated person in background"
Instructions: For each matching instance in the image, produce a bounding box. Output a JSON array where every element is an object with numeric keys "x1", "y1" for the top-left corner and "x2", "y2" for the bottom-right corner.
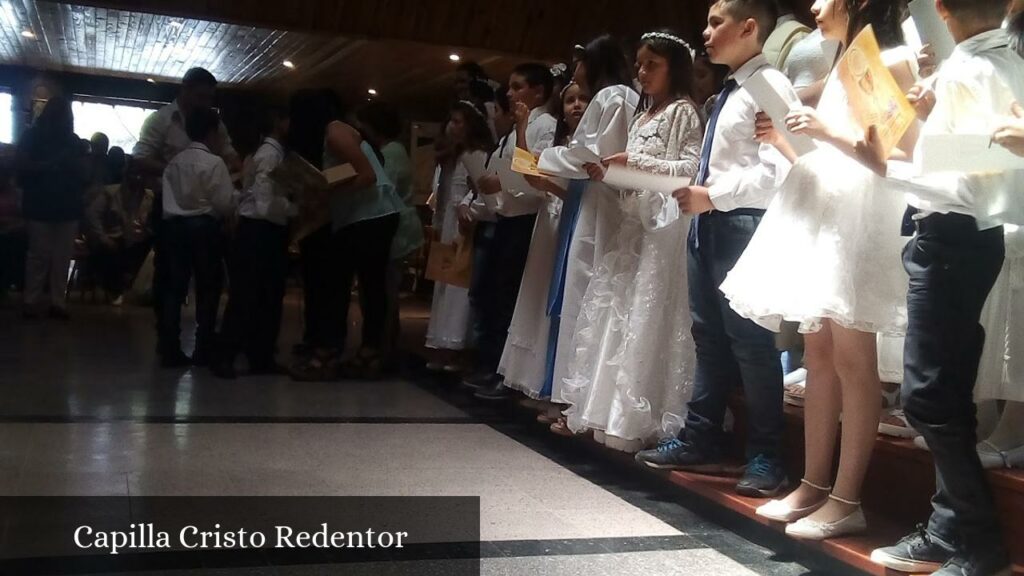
[{"x1": 84, "y1": 157, "x2": 154, "y2": 305}]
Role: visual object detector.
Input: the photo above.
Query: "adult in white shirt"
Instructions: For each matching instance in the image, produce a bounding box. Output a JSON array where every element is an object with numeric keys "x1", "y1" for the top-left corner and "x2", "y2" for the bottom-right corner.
[
  {"x1": 158, "y1": 107, "x2": 236, "y2": 367},
  {"x1": 467, "y1": 63, "x2": 558, "y2": 399},
  {"x1": 214, "y1": 107, "x2": 295, "y2": 379},
  {"x1": 133, "y1": 67, "x2": 239, "y2": 366}
]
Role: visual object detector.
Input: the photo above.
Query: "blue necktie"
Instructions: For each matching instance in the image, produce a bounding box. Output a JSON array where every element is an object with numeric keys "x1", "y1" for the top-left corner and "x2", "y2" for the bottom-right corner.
[
  {"x1": 696, "y1": 79, "x2": 738, "y2": 187},
  {"x1": 693, "y1": 79, "x2": 738, "y2": 249}
]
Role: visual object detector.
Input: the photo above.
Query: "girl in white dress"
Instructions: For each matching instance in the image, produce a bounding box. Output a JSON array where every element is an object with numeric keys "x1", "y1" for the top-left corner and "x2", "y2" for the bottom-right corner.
[
  {"x1": 537, "y1": 35, "x2": 639, "y2": 416},
  {"x1": 720, "y1": 0, "x2": 918, "y2": 539},
  {"x1": 425, "y1": 102, "x2": 494, "y2": 359},
  {"x1": 500, "y1": 81, "x2": 590, "y2": 398},
  {"x1": 558, "y1": 30, "x2": 703, "y2": 452}
]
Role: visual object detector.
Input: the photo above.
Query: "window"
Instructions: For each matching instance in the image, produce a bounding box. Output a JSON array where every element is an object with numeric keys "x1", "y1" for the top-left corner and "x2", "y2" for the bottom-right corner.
[
  {"x1": 0, "y1": 90, "x2": 13, "y2": 144},
  {"x1": 72, "y1": 98, "x2": 163, "y2": 152}
]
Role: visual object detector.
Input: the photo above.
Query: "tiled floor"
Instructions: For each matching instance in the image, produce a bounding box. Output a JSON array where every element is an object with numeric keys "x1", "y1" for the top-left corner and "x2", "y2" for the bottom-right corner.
[{"x1": 0, "y1": 298, "x2": 847, "y2": 575}]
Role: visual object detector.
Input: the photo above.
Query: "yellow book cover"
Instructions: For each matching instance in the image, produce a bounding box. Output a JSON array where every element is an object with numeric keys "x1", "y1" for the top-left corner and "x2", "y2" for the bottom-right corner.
[{"x1": 837, "y1": 25, "x2": 916, "y2": 159}]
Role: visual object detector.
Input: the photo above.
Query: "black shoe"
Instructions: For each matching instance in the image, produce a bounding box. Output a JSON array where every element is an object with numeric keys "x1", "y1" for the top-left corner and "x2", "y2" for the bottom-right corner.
[
  {"x1": 634, "y1": 437, "x2": 724, "y2": 472},
  {"x1": 210, "y1": 361, "x2": 237, "y2": 380},
  {"x1": 735, "y1": 454, "x2": 788, "y2": 497},
  {"x1": 933, "y1": 548, "x2": 1011, "y2": 576},
  {"x1": 474, "y1": 379, "x2": 511, "y2": 401},
  {"x1": 47, "y1": 306, "x2": 70, "y2": 320},
  {"x1": 870, "y1": 525, "x2": 953, "y2": 573},
  {"x1": 160, "y1": 350, "x2": 192, "y2": 368},
  {"x1": 461, "y1": 372, "x2": 495, "y2": 390},
  {"x1": 248, "y1": 362, "x2": 286, "y2": 376}
]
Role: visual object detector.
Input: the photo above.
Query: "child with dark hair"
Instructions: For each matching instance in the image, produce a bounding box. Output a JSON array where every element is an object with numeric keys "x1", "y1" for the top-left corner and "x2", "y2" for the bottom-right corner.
[
  {"x1": 721, "y1": 0, "x2": 919, "y2": 540},
  {"x1": 158, "y1": 107, "x2": 236, "y2": 366},
  {"x1": 557, "y1": 29, "x2": 704, "y2": 451},
  {"x1": 426, "y1": 101, "x2": 495, "y2": 367},
  {"x1": 537, "y1": 35, "x2": 639, "y2": 414},
  {"x1": 870, "y1": 0, "x2": 1023, "y2": 572},
  {"x1": 214, "y1": 106, "x2": 294, "y2": 379},
  {"x1": 464, "y1": 63, "x2": 558, "y2": 400}
]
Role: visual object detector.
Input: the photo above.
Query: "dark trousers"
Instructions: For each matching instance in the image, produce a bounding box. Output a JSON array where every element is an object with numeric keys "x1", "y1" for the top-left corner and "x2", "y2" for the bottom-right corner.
[
  {"x1": 901, "y1": 213, "x2": 1006, "y2": 553},
  {"x1": 477, "y1": 213, "x2": 536, "y2": 375},
  {"x1": 468, "y1": 221, "x2": 497, "y2": 348},
  {"x1": 91, "y1": 239, "x2": 151, "y2": 297},
  {"x1": 683, "y1": 210, "x2": 784, "y2": 460},
  {"x1": 329, "y1": 213, "x2": 399, "y2": 351},
  {"x1": 299, "y1": 224, "x2": 335, "y2": 348},
  {"x1": 158, "y1": 215, "x2": 224, "y2": 359},
  {"x1": 219, "y1": 217, "x2": 289, "y2": 368}
]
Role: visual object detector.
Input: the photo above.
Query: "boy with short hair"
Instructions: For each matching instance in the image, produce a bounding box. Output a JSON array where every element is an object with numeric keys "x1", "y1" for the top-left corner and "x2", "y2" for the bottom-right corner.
[
  {"x1": 159, "y1": 107, "x2": 236, "y2": 367},
  {"x1": 870, "y1": 1, "x2": 1021, "y2": 574},
  {"x1": 213, "y1": 106, "x2": 294, "y2": 379}
]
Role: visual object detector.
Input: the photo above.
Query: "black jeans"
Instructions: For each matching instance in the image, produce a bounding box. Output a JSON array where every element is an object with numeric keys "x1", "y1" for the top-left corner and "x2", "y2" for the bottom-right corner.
[
  {"x1": 299, "y1": 225, "x2": 335, "y2": 349},
  {"x1": 477, "y1": 213, "x2": 536, "y2": 375},
  {"x1": 329, "y1": 213, "x2": 399, "y2": 351},
  {"x1": 682, "y1": 210, "x2": 784, "y2": 461},
  {"x1": 901, "y1": 213, "x2": 1006, "y2": 554},
  {"x1": 219, "y1": 217, "x2": 289, "y2": 368},
  {"x1": 158, "y1": 215, "x2": 225, "y2": 359}
]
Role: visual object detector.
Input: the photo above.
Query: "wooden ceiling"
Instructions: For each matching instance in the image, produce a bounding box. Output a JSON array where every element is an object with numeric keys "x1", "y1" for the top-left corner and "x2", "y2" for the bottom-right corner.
[{"x1": 0, "y1": 0, "x2": 817, "y2": 116}]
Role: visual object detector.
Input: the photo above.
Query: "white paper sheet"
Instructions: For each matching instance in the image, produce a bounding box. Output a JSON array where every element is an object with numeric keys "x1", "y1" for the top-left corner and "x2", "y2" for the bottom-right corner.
[
  {"x1": 604, "y1": 164, "x2": 692, "y2": 195},
  {"x1": 460, "y1": 153, "x2": 487, "y2": 185},
  {"x1": 495, "y1": 157, "x2": 536, "y2": 196},
  {"x1": 902, "y1": 18, "x2": 924, "y2": 53},
  {"x1": 565, "y1": 143, "x2": 602, "y2": 166},
  {"x1": 907, "y1": 0, "x2": 956, "y2": 63},
  {"x1": 743, "y1": 72, "x2": 818, "y2": 157},
  {"x1": 921, "y1": 134, "x2": 1024, "y2": 174}
]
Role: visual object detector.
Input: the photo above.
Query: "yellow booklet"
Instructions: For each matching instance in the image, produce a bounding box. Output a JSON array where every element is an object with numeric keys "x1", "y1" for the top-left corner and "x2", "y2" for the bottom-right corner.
[
  {"x1": 837, "y1": 25, "x2": 916, "y2": 160},
  {"x1": 511, "y1": 146, "x2": 545, "y2": 177}
]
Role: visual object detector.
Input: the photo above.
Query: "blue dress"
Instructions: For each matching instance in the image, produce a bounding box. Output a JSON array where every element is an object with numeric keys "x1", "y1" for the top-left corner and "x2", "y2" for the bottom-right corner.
[{"x1": 540, "y1": 179, "x2": 586, "y2": 397}]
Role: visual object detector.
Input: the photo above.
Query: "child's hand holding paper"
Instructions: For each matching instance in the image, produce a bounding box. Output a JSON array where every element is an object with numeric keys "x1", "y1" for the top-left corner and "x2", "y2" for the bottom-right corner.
[{"x1": 992, "y1": 102, "x2": 1024, "y2": 158}]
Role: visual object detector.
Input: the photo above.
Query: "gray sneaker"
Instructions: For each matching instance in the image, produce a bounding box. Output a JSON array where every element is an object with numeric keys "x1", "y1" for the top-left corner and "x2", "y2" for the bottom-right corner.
[{"x1": 870, "y1": 525, "x2": 952, "y2": 573}]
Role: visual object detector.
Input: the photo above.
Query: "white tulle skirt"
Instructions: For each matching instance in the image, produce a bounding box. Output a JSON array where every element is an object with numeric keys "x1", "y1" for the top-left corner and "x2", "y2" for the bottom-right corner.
[{"x1": 721, "y1": 148, "x2": 909, "y2": 336}]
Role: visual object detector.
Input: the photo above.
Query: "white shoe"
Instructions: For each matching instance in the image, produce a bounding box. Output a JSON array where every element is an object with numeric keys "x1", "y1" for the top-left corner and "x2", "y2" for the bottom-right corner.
[
  {"x1": 111, "y1": 295, "x2": 124, "y2": 306},
  {"x1": 783, "y1": 367, "x2": 808, "y2": 386},
  {"x1": 757, "y1": 497, "x2": 828, "y2": 523},
  {"x1": 977, "y1": 441, "x2": 1024, "y2": 469},
  {"x1": 785, "y1": 496, "x2": 867, "y2": 541},
  {"x1": 914, "y1": 435, "x2": 929, "y2": 450},
  {"x1": 878, "y1": 409, "x2": 921, "y2": 439}
]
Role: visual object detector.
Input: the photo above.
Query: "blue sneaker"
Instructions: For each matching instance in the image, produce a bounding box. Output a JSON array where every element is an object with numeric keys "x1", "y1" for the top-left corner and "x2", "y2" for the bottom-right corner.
[
  {"x1": 634, "y1": 437, "x2": 726, "y2": 472},
  {"x1": 736, "y1": 454, "x2": 788, "y2": 497}
]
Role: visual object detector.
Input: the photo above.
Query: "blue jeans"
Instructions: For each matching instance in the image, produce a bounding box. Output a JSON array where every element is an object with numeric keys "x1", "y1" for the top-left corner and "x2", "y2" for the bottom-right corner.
[{"x1": 683, "y1": 210, "x2": 784, "y2": 461}]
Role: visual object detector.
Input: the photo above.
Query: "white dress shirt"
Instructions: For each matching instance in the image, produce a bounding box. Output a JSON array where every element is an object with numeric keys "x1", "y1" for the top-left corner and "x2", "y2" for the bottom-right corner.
[
  {"x1": 238, "y1": 137, "x2": 295, "y2": 226},
  {"x1": 482, "y1": 107, "x2": 558, "y2": 217},
  {"x1": 133, "y1": 99, "x2": 236, "y2": 166},
  {"x1": 705, "y1": 54, "x2": 800, "y2": 212},
  {"x1": 162, "y1": 143, "x2": 236, "y2": 218},
  {"x1": 890, "y1": 29, "x2": 1024, "y2": 227}
]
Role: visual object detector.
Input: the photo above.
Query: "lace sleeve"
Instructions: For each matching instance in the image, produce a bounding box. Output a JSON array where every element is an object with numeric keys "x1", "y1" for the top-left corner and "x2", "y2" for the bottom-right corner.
[
  {"x1": 634, "y1": 102, "x2": 704, "y2": 231},
  {"x1": 626, "y1": 102, "x2": 703, "y2": 178}
]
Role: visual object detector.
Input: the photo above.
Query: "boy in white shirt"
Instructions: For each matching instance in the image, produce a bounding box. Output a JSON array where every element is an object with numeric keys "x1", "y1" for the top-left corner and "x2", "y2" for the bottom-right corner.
[
  {"x1": 870, "y1": 1, "x2": 1021, "y2": 574},
  {"x1": 636, "y1": 0, "x2": 799, "y2": 499},
  {"x1": 214, "y1": 106, "x2": 295, "y2": 379},
  {"x1": 158, "y1": 107, "x2": 236, "y2": 367},
  {"x1": 465, "y1": 63, "x2": 558, "y2": 400}
]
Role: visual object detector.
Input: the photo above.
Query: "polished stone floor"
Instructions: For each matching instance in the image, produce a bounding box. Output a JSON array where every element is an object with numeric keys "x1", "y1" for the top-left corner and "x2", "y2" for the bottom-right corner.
[{"x1": 0, "y1": 297, "x2": 849, "y2": 575}]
